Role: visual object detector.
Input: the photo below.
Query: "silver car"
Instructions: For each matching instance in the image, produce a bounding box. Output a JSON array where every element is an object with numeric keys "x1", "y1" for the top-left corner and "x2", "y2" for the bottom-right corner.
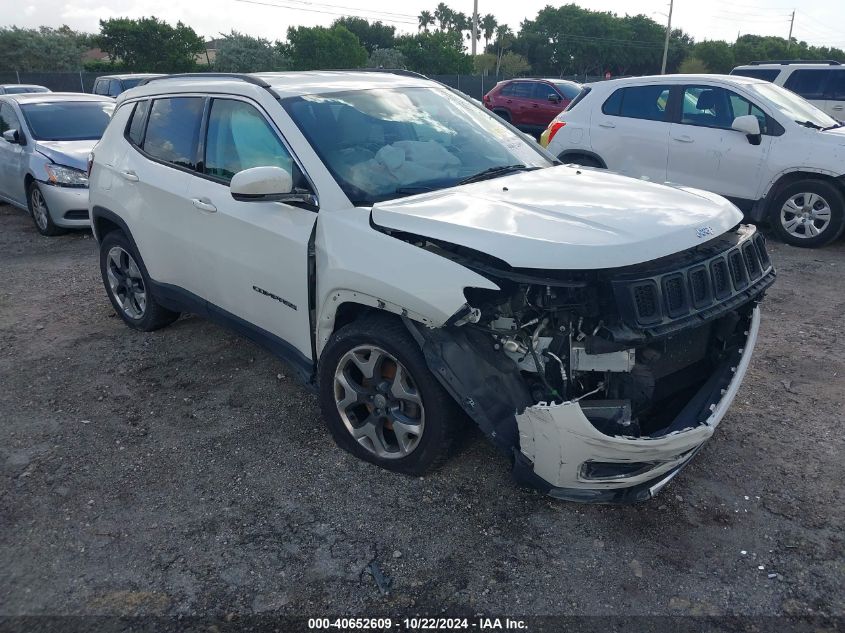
[
  {"x1": 0, "y1": 84, "x2": 51, "y2": 95},
  {"x1": 0, "y1": 93, "x2": 114, "y2": 235}
]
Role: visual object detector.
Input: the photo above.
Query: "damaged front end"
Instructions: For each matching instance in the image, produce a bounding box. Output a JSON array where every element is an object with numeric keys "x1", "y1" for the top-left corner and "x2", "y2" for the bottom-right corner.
[{"x1": 403, "y1": 225, "x2": 774, "y2": 503}]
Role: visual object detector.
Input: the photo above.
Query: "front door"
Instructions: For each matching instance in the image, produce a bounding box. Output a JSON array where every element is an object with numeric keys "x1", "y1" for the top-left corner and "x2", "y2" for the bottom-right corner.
[
  {"x1": 0, "y1": 102, "x2": 27, "y2": 205},
  {"x1": 186, "y1": 97, "x2": 317, "y2": 362},
  {"x1": 667, "y1": 85, "x2": 771, "y2": 201}
]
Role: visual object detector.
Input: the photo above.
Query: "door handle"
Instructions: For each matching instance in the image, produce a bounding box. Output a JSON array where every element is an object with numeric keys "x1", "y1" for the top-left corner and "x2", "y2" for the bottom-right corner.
[
  {"x1": 532, "y1": 103, "x2": 539, "y2": 108},
  {"x1": 672, "y1": 135, "x2": 694, "y2": 143},
  {"x1": 191, "y1": 197, "x2": 217, "y2": 213},
  {"x1": 833, "y1": 105, "x2": 844, "y2": 111},
  {"x1": 119, "y1": 170, "x2": 139, "y2": 182},
  {"x1": 598, "y1": 121, "x2": 616, "y2": 128}
]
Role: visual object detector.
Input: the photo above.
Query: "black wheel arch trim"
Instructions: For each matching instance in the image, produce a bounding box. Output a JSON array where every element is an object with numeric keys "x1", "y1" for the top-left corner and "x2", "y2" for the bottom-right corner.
[{"x1": 557, "y1": 149, "x2": 607, "y2": 168}]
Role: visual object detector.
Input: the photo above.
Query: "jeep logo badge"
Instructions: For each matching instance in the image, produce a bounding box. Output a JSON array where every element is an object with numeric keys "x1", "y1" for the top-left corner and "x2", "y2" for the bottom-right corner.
[{"x1": 696, "y1": 226, "x2": 714, "y2": 239}]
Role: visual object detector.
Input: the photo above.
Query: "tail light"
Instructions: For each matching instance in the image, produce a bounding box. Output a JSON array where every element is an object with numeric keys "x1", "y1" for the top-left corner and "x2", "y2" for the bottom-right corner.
[
  {"x1": 87, "y1": 151, "x2": 95, "y2": 177},
  {"x1": 546, "y1": 121, "x2": 566, "y2": 144}
]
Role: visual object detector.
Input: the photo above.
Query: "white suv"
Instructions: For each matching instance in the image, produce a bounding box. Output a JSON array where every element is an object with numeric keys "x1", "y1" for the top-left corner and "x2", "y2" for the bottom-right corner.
[
  {"x1": 88, "y1": 71, "x2": 774, "y2": 503},
  {"x1": 730, "y1": 60, "x2": 844, "y2": 120},
  {"x1": 545, "y1": 74, "x2": 845, "y2": 248}
]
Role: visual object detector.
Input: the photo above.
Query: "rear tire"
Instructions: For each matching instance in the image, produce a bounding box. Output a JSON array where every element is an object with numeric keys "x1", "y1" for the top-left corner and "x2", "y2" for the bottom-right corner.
[
  {"x1": 318, "y1": 314, "x2": 464, "y2": 476},
  {"x1": 99, "y1": 231, "x2": 180, "y2": 331},
  {"x1": 27, "y1": 182, "x2": 66, "y2": 236},
  {"x1": 493, "y1": 109, "x2": 511, "y2": 123},
  {"x1": 769, "y1": 179, "x2": 845, "y2": 248}
]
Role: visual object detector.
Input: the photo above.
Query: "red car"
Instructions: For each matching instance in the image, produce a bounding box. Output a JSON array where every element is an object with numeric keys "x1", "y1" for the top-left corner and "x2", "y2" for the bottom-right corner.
[{"x1": 483, "y1": 78, "x2": 581, "y2": 135}]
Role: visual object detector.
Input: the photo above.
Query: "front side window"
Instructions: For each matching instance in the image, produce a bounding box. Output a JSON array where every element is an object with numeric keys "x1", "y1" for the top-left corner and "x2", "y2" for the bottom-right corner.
[
  {"x1": 108, "y1": 80, "x2": 122, "y2": 97},
  {"x1": 554, "y1": 82, "x2": 582, "y2": 100},
  {"x1": 681, "y1": 86, "x2": 771, "y2": 133},
  {"x1": 19, "y1": 101, "x2": 114, "y2": 141},
  {"x1": 93, "y1": 80, "x2": 109, "y2": 96},
  {"x1": 204, "y1": 99, "x2": 293, "y2": 183},
  {"x1": 784, "y1": 69, "x2": 830, "y2": 100},
  {"x1": 827, "y1": 70, "x2": 845, "y2": 100},
  {"x1": 533, "y1": 83, "x2": 560, "y2": 101},
  {"x1": 603, "y1": 85, "x2": 670, "y2": 122},
  {"x1": 283, "y1": 86, "x2": 552, "y2": 205},
  {"x1": 142, "y1": 97, "x2": 204, "y2": 170}
]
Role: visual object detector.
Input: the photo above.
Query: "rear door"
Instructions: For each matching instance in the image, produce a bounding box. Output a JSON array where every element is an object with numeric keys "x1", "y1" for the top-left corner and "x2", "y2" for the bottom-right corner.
[
  {"x1": 590, "y1": 83, "x2": 673, "y2": 183},
  {"x1": 185, "y1": 96, "x2": 318, "y2": 362},
  {"x1": 666, "y1": 84, "x2": 771, "y2": 200},
  {"x1": 115, "y1": 96, "x2": 209, "y2": 297}
]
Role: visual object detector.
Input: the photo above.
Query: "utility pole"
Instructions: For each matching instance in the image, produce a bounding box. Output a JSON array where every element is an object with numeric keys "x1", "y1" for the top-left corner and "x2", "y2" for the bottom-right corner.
[
  {"x1": 660, "y1": 0, "x2": 674, "y2": 75},
  {"x1": 787, "y1": 10, "x2": 795, "y2": 50},
  {"x1": 471, "y1": 0, "x2": 478, "y2": 56}
]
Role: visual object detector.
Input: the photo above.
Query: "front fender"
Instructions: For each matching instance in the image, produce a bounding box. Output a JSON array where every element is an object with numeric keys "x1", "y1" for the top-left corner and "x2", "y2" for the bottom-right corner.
[{"x1": 314, "y1": 208, "x2": 499, "y2": 356}]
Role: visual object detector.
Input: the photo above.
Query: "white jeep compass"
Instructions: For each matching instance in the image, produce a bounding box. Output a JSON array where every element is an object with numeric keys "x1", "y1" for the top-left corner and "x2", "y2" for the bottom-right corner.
[{"x1": 88, "y1": 71, "x2": 774, "y2": 503}]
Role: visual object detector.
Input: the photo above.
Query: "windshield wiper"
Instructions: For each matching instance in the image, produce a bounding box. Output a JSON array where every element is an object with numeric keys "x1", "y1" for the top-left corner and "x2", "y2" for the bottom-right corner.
[
  {"x1": 457, "y1": 164, "x2": 532, "y2": 185},
  {"x1": 795, "y1": 120, "x2": 823, "y2": 130},
  {"x1": 822, "y1": 122, "x2": 844, "y2": 131}
]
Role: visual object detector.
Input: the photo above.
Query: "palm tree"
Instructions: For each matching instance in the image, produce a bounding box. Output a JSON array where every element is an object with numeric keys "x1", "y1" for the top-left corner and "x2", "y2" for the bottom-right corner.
[
  {"x1": 450, "y1": 11, "x2": 469, "y2": 36},
  {"x1": 417, "y1": 10, "x2": 434, "y2": 33},
  {"x1": 494, "y1": 24, "x2": 513, "y2": 74},
  {"x1": 481, "y1": 14, "x2": 497, "y2": 52},
  {"x1": 434, "y1": 3, "x2": 453, "y2": 32}
]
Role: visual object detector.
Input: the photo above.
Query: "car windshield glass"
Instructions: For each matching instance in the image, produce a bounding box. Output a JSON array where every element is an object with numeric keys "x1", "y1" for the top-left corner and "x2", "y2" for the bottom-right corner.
[
  {"x1": 6, "y1": 86, "x2": 48, "y2": 94},
  {"x1": 554, "y1": 82, "x2": 581, "y2": 99},
  {"x1": 282, "y1": 86, "x2": 552, "y2": 205},
  {"x1": 748, "y1": 82, "x2": 837, "y2": 129},
  {"x1": 20, "y1": 101, "x2": 114, "y2": 141}
]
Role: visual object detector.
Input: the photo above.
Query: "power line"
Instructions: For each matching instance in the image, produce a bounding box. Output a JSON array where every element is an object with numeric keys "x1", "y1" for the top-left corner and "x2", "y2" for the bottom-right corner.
[{"x1": 233, "y1": 0, "x2": 418, "y2": 25}]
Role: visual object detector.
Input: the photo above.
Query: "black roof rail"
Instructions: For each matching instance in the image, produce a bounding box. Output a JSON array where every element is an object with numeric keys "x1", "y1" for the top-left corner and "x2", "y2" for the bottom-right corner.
[
  {"x1": 138, "y1": 73, "x2": 274, "y2": 87},
  {"x1": 747, "y1": 59, "x2": 841, "y2": 66},
  {"x1": 320, "y1": 67, "x2": 431, "y2": 80}
]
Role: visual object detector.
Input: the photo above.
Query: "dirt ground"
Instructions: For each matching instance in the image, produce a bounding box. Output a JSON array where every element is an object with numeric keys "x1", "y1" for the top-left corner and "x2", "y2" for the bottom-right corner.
[{"x1": 1, "y1": 202, "x2": 843, "y2": 622}]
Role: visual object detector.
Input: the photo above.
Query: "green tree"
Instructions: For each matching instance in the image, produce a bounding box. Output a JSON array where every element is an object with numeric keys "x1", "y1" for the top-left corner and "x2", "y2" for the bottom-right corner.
[
  {"x1": 499, "y1": 52, "x2": 530, "y2": 76},
  {"x1": 213, "y1": 31, "x2": 289, "y2": 72},
  {"x1": 418, "y1": 10, "x2": 434, "y2": 33},
  {"x1": 368, "y1": 47, "x2": 406, "y2": 69},
  {"x1": 679, "y1": 57, "x2": 710, "y2": 73},
  {"x1": 493, "y1": 24, "x2": 514, "y2": 75},
  {"x1": 693, "y1": 40, "x2": 735, "y2": 74},
  {"x1": 285, "y1": 24, "x2": 367, "y2": 70},
  {"x1": 0, "y1": 26, "x2": 88, "y2": 71},
  {"x1": 480, "y1": 14, "x2": 497, "y2": 52},
  {"x1": 473, "y1": 52, "x2": 497, "y2": 74},
  {"x1": 97, "y1": 17, "x2": 204, "y2": 72},
  {"x1": 434, "y1": 3, "x2": 453, "y2": 31},
  {"x1": 333, "y1": 17, "x2": 395, "y2": 54},
  {"x1": 396, "y1": 31, "x2": 471, "y2": 75}
]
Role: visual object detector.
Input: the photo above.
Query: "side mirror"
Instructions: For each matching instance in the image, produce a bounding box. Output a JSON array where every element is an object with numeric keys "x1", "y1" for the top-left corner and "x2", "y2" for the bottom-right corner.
[
  {"x1": 732, "y1": 115, "x2": 762, "y2": 145},
  {"x1": 230, "y1": 166, "x2": 293, "y2": 201},
  {"x1": 230, "y1": 165, "x2": 316, "y2": 206},
  {"x1": 547, "y1": 93, "x2": 562, "y2": 103},
  {"x1": 3, "y1": 129, "x2": 22, "y2": 144}
]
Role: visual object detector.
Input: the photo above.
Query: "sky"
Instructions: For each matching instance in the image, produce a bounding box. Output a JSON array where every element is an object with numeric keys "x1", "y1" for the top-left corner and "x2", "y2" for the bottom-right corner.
[{"x1": 7, "y1": 0, "x2": 845, "y2": 50}]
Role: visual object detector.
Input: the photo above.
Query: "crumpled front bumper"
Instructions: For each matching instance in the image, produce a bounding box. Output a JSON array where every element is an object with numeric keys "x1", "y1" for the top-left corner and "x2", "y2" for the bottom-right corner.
[{"x1": 512, "y1": 306, "x2": 761, "y2": 503}]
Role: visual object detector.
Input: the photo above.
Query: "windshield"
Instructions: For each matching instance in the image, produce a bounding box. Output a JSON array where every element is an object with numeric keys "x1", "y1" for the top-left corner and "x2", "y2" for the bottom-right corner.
[
  {"x1": 282, "y1": 86, "x2": 553, "y2": 205},
  {"x1": 749, "y1": 82, "x2": 838, "y2": 129},
  {"x1": 20, "y1": 101, "x2": 114, "y2": 141},
  {"x1": 6, "y1": 86, "x2": 49, "y2": 94}
]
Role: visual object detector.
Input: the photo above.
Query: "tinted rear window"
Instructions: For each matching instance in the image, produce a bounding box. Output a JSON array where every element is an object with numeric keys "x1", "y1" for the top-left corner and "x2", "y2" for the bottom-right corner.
[
  {"x1": 602, "y1": 85, "x2": 670, "y2": 121},
  {"x1": 142, "y1": 97, "x2": 204, "y2": 170},
  {"x1": 121, "y1": 78, "x2": 145, "y2": 90},
  {"x1": 554, "y1": 82, "x2": 581, "y2": 100},
  {"x1": 564, "y1": 86, "x2": 591, "y2": 111},
  {"x1": 20, "y1": 101, "x2": 114, "y2": 141},
  {"x1": 784, "y1": 69, "x2": 831, "y2": 99},
  {"x1": 730, "y1": 68, "x2": 780, "y2": 82},
  {"x1": 126, "y1": 100, "x2": 150, "y2": 146}
]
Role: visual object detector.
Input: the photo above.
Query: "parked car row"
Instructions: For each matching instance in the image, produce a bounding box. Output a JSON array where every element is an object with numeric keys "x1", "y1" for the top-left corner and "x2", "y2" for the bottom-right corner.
[
  {"x1": 542, "y1": 70, "x2": 845, "y2": 248},
  {"x1": 71, "y1": 71, "x2": 775, "y2": 502}
]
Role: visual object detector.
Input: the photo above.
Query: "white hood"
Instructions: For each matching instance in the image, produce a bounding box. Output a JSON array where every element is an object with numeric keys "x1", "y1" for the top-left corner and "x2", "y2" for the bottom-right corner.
[{"x1": 371, "y1": 165, "x2": 743, "y2": 270}]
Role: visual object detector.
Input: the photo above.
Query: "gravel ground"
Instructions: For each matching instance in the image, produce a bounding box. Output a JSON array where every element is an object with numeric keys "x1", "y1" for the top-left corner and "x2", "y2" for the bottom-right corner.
[{"x1": 1, "y1": 202, "x2": 843, "y2": 621}]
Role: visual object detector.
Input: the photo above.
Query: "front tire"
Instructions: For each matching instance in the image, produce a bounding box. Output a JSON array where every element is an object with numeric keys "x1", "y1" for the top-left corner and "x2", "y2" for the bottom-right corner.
[
  {"x1": 27, "y1": 183, "x2": 66, "y2": 236},
  {"x1": 99, "y1": 231, "x2": 180, "y2": 331},
  {"x1": 560, "y1": 153, "x2": 603, "y2": 168},
  {"x1": 318, "y1": 315, "x2": 464, "y2": 475},
  {"x1": 769, "y1": 179, "x2": 845, "y2": 248}
]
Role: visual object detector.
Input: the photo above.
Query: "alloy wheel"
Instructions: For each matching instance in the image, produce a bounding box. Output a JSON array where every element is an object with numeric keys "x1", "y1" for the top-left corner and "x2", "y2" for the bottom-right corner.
[
  {"x1": 106, "y1": 246, "x2": 147, "y2": 320},
  {"x1": 333, "y1": 345, "x2": 425, "y2": 459},
  {"x1": 780, "y1": 192, "x2": 832, "y2": 239},
  {"x1": 30, "y1": 188, "x2": 49, "y2": 232}
]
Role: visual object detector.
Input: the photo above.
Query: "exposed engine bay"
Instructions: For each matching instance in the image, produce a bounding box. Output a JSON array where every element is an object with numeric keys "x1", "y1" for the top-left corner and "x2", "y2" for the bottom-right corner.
[{"x1": 394, "y1": 223, "x2": 775, "y2": 501}]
